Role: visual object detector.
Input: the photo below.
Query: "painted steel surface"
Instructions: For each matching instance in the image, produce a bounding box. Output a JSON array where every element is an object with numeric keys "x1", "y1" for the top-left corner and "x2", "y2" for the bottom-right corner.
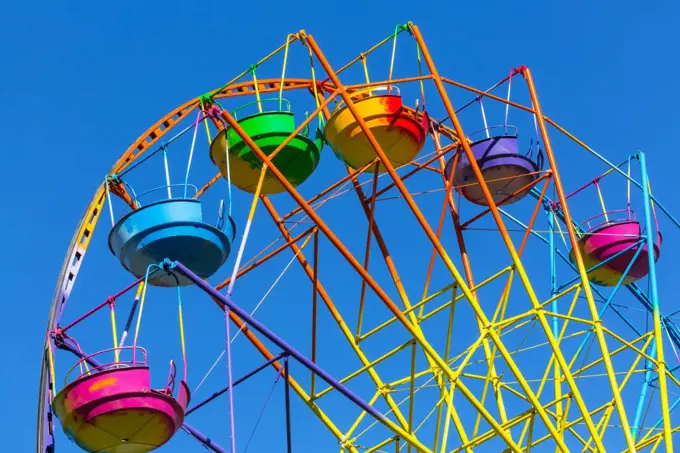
[
  {"x1": 324, "y1": 95, "x2": 427, "y2": 173},
  {"x1": 52, "y1": 367, "x2": 186, "y2": 453},
  {"x1": 571, "y1": 220, "x2": 661, "y2": 286},
  {"x1": 108, "y1": 199, "x2": 234, "y2": 286},
  {"x1": 38, "y1": 26, "x2": 680, "y2": 452},
  {"x1": 209, "y1": 111, "x2": 322, "y2": 194},
  {"x1": 445, "y1": 135, "x2": 538, "y2": 206}
]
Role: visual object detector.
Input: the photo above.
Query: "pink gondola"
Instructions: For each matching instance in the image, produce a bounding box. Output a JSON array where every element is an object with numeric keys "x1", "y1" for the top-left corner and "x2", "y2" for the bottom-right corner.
[
  {"x1": 570, "y1": 210, "x2": 661, "y2": 286},
  {"x1": 52, "y1": 347, "x2": 190, "y2": 453}
]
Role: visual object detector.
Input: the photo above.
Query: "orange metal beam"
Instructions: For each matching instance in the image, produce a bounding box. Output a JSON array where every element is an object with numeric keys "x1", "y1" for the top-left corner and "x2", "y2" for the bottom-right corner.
[
  {"x1": 310, "y1": 229, "x2": 319, "y2": 396},
  {"x1": 441, "y1": 77, "x2": 536, "y2": 115},
  {"x1": 408, "y1": 25, "x2": 578, "y2": 450},
  {"x1": 522, "y1": 66, "x2": 638, "y2": 450},
  {"x1": 196, "y1": 173, "x2": 222, "y2": 199},
  {"x1": 434, "y1": 129, "x2": 512, "y2": 429},
  {"x1": 519, "y1": 176, "x2": 552, "y2": 255},
  {"x1": 214, "y1": 226, "x2": 316, "y2": 291},
  {"x1": 281, "y1": 160, "x2": 375, "y2": 222},
  {"x1": 260, "y1": 196, "x2": 412, "y2": 429},
  {"x1": 303, "y1": 31, "x2": 523, "y2": 450},
  {"x1": 371, "y1": 145, "x2": 457, "y2": 201},
  {"x1": 347, "y1": 155, "x2": 473, "y2": 448},
  {"x1": 459, "y1": 172, "x2": 551, "y2": 230},
  {"x1": 220, "y1": 304, "x2": 361, "y2": 453},
  {"x1": 356, "y1": 162, "x2": 381, "y2": 338}
]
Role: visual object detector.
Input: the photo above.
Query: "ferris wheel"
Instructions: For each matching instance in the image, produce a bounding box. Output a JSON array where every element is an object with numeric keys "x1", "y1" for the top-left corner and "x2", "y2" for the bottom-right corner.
[{"x1": 38, "y1": 22, "x2": 680, "y2": 453}]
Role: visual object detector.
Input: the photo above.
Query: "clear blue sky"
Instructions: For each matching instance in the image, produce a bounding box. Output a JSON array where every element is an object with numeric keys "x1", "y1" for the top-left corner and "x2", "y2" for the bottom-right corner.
[{"x1": 2, "y1": 1, "x2": 680, "y2": 451}]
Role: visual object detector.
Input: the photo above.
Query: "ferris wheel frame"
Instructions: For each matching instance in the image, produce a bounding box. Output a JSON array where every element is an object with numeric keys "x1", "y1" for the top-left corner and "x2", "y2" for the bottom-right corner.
[{"x1": 38, "y1": 24, "x2": 680, "y2": 453}]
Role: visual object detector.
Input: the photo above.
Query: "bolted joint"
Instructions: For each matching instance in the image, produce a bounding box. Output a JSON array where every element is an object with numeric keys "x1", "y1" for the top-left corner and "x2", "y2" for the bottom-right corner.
[
  {"x1": 52, "y1": 331, "x2": 65, "y2": 348},
  {"x1": 50, "y1": 327, "x2": 63, "y2": 339},
  {"x1": 161, "y1": 258, "x2": 178, "y2": 271},
  {"x1": 431, "y1": 119, "x2": 445, "y2": 132},
  {"x1": 379, "y1": 383, "x2": 393, "y2": 394},
  {"x1": 513, "y1": 65, "x2": 528, "y2": 78},
  {"x1": 107, "y1": 174, "x2": 122, "y2": 186},
  {"x1": 198, "y1": 93, "x2": 213, "y2": 106}
]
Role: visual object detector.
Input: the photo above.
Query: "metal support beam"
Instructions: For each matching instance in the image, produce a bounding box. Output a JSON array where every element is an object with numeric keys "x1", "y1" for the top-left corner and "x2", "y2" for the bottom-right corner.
[{"x1": 173, "y1": 260, "x2": 434, "y2": 453}]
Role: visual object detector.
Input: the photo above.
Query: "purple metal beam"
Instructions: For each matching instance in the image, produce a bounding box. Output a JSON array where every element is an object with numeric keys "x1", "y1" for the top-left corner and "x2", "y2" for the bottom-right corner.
[
  {"x1": 172, "y1": 260, "x2": 389, "y2": 424},
  {"x1": 53, "y1": 335, "x2": 102, "y2": 369},
  {"x1": 284, "y1": 356, "x2": 292, "y2": 453},
  {"x1": 182, "y1": 423, "x2": 229, "y2": 453},
  {"x1": 186, "y1": 353, "x2": 286, "y2": 416}
]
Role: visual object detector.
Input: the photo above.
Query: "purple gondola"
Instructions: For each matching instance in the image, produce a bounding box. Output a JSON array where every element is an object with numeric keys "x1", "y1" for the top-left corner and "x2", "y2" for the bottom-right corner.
[{"x1": 445, "y1": 126, "x2": 542, "y2": 206}]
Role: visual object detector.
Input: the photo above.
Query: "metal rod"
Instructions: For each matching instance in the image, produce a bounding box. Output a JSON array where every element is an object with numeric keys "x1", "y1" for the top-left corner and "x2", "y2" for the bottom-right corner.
[
  {"x1": 163, "y1": 149, "x2": 172, "y2": 199},
  {"x1": 183, "y1": 111, "x2": 201, "y2": 199},
  {"x1": 533, "y1": 188, "x2": 680, "y2": 350},
  {"x1": 215, "y1": 227, "x2": 316, "y2": 291},
  {"x1": 410, "y1": 25, "x2": 572, "y2": 450},
  {"x1": 522, "y1": 66, "x2": 631, "y2": 450},
  {"x1": 547, "y1": 204, "x2": 563, "y2": 434},
  {"x1": 119, "y1": 283, "x2": 144, "y2": 349},
  {"x1": 306, "y1": 30, "x2": 528, "y2": 449},
  {"x1": 60, "y1": 276, "x2": 144, "y2": 333},
  {"x1": 172, "y1": 261, "x2": 432, "y2": 452},
  {"x1": 632, "y1": 341, "x2": 656, "y2": 442},
  {"x1": 572, "y1": 243, "x2": 645, "y2": 364},
  {"x1": 218, "y1": 286, "x2": 362, "y2": 452},
  {"x1": 356, "y1": 162, "x2": 380, "y2": 338},
  {"x1": 53, "y1": 336, "x2": 101, "y2": 369},
  {"x1": 311, "y1": 229, "x2": 319, "y2": 396},
  {"x1": 260, "y1": 197, "x2": 411, "y2": 431},
  {"x1": 284, "y1": 356, "x2": 293, "y2": 453},
  {"x1": 223, "y1": 306, "x2": 237, "y2": 453},
  {"x1": 186, "y1": 353, "x2": 285, "y2": 416},
  {"x1": 545, "y1": 122, "x2": 680, "y2": 231},
  {"x1": 118, "y1": 115, "x2": 203, "y2": 178},
  {"x1": 638, "y1": 150, "x2": 672, "y2": 451},
  {"x1": 182, "y1": 423, "x2": 229, "y2": 453}
]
